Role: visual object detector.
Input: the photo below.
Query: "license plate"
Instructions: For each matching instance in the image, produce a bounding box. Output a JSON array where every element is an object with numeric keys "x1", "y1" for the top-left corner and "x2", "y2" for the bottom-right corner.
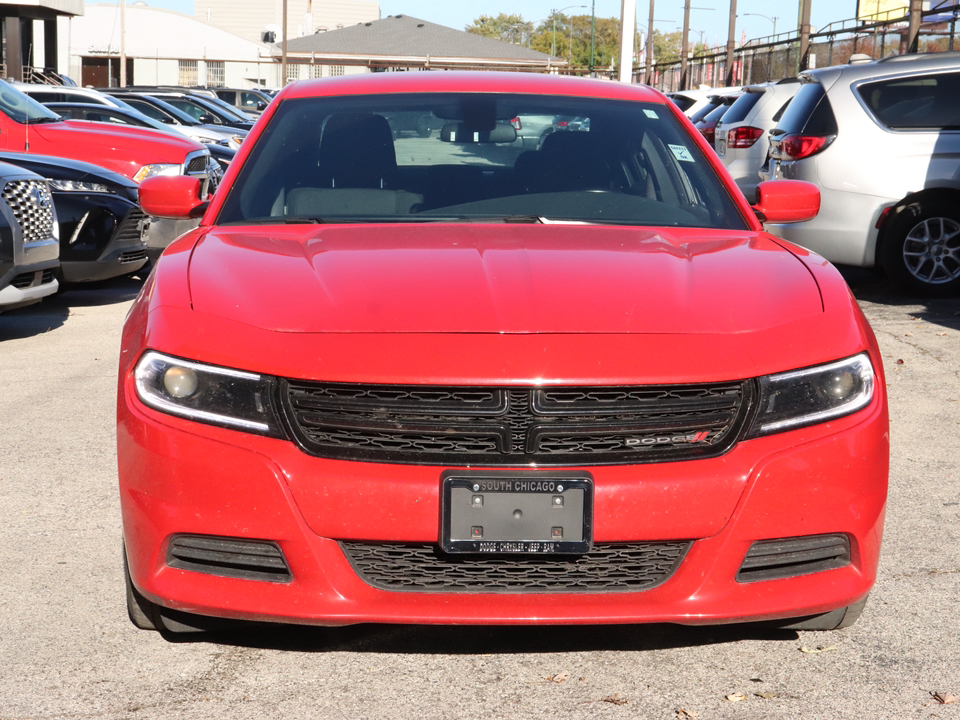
[{"x1": 441, "y1": 472, "x2": 593, "y2": 554}]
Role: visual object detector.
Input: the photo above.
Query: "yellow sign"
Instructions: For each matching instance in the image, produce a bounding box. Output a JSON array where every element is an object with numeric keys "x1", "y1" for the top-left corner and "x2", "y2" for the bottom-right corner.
[{"x1": 858, "y1": 0, "x2": 908, "y2": 22}]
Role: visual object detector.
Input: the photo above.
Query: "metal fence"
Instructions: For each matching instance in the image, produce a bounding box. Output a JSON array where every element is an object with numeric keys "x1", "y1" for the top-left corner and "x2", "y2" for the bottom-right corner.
[{"x1": 650, "y1": 2, "x2": 960, "y2": 92}]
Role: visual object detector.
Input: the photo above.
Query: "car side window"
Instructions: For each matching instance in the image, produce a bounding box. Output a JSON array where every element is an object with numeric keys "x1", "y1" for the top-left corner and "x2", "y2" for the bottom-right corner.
[{"x1": 859, "y1": 72, "x2": 960, "y2": 130}]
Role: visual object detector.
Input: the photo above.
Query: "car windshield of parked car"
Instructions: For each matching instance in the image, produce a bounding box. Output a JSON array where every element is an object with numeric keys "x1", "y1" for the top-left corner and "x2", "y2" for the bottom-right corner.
[
  {"x1": 0, "y1": 81, "x2": 63, "y2": 124},
  {"x1": 217, "y1": 93, "x2": 746, "y2": 229}
]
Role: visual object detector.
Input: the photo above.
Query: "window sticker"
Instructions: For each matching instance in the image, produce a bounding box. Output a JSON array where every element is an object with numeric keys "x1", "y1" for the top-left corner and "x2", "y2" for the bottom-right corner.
[
  {"x1": 643, "y1": 109, "x2": 659, "y2": 119},
  {"x1": 669, "y1": 144, "x2": 695, "y2": 162}
]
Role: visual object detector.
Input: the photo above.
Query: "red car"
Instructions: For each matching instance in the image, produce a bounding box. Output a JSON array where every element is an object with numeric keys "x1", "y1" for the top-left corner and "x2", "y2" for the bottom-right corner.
[{"x1": 119, "y1": 72, "x2": 888, "y2": 634}]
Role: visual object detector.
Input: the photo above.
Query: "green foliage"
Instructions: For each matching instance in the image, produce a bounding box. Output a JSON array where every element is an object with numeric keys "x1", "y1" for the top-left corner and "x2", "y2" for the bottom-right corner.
[{"x1": 465, "y1": 13, "x2": 534, "y2": 46}]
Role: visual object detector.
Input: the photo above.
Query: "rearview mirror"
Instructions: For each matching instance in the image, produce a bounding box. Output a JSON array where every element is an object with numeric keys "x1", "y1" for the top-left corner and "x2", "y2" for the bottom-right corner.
[
  {"x1": 139, "y1": 175, "x2": 208, "y2": 219},
  {"x1": 440, "y1": 123, "x2": 517, "y2": 144},
  {"x1": 752, "y1": 180, "x2": 820, "y2": 224}
]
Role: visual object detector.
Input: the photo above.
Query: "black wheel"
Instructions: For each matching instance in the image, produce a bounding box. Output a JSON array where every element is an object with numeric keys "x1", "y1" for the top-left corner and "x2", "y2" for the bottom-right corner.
[
  {"x1": 124, "y1": 550, "x2": 159, "y2": 631},
  {"x1": 882, "y1": 200, "x2": 960, "y2": 296},
  {"x1": 417, "y1": 125, "x2": 431, "y2": 138},
  {"x1": 777, "y1": 596, "x2": 868, "y2": 631}
]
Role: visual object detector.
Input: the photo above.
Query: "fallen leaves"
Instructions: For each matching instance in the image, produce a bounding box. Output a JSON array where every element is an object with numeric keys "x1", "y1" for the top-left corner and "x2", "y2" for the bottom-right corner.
[
  {"x1": 800, "y1": 645, "x2": 838, "y2": 654},
  {"x1": 601, "y1": 694, "x2": 630, "y2": 706},
  {"x1": 675, "y1": 709, "x2": 700, "y2": 719},
  {"x1": 725, "y1": 692, "x2": 747, "y2": 702},
  {"x1": 546, "y1": 671, "x2": 570, "y2": 684},
  {"x1": 932, "y1": 691, "x2": 959, "y2": 705}
]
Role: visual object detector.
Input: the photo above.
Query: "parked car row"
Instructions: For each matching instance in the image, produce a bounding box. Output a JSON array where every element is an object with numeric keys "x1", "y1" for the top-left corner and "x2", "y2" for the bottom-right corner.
[
  {"x1": 671, "y1": 52, "x2": 960, "y2": 296},
  {"x1": 0, "y1": 79, "x2": 239, "y2": 312}
]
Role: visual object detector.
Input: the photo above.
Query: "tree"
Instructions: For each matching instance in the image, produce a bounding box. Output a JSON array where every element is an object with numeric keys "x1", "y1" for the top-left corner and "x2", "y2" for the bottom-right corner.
[
  {"x1": 465, "y1": 13, "x2": 534, "y2": 46},
  {"x1": 653, "y1": 29, "x2": 684, "y2": 64}
]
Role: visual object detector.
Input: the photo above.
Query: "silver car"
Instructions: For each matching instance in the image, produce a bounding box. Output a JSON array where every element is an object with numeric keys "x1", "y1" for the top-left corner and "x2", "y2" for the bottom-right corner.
[
  {"x1": 715, "y1": 80, "x2": 799, "y2": 202},
  {"x1": 762, "y1": 53, "x2": 960, "y2": 296}
]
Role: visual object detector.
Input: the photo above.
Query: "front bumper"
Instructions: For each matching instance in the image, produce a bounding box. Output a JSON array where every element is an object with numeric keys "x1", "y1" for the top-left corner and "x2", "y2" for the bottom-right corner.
[{"x1": 119, "y1": 381, "x2": 888, "y2": 627}]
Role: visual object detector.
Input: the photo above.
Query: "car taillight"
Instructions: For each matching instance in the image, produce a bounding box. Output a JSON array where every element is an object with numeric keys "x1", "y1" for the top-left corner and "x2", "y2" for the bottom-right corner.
[
  {"x1": 728, "y1": 126, "x2": 764, "y2": 148},
  {"x1": 700, "y1": 123, "x2": 716, "y2": 145},
  {"x1": 511, "y1": 116, "x2": 522, "y2": 130},
  {"x1": 556, "y1": 120, "x2": 569, "y2": 127},
  {"x1": 780, "y1": 134, "x2": 834, "y2": 160}
]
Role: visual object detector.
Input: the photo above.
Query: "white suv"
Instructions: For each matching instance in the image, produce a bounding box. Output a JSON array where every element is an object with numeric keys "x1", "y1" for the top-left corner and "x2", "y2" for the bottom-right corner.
[
  {"x1": 715, "y1": 80, "x2": 799, "y2": 202},
  {"x1": 762, "y1": 53, "x2": 960, "y2": 296}
]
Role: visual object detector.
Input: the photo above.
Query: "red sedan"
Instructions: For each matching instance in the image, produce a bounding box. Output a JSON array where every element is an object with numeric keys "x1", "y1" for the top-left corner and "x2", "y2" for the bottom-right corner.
[{"x1": 118, "y1": 72, "x2": 888, "y2": 634}]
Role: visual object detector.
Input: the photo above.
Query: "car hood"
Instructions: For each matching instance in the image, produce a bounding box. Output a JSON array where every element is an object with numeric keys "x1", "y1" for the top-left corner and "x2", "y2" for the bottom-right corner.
[
  {"x1": 34, "y1": 120, "x2": 204, "y2": 156},
  {"x1": 186, "y1": 223, "x2": 823, "y2": 334}
]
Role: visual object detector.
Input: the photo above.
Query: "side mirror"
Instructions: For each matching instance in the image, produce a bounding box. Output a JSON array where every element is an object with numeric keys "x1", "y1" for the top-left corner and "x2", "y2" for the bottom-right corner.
[
  {"x1": 256, "y1": 100, "x2": 267, "y2": 111},
  {"x1": 752, "y1": 180, "x2": 820, "y2": 224},
  {"x1": 139, "y1": 175, "x2": 208, "y2": 219},
  {"x1": 198, "y1": 113, "x2": 218, "y2": 124}
]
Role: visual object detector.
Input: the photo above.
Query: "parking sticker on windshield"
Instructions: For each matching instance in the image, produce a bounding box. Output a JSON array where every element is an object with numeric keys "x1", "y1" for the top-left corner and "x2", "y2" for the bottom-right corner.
[
  {"x1": 668, "y1": 144, "x2": 695, "y2": 163},
  {"x1": 643, "y1": 109, "x2": 659, "y2": 119}
]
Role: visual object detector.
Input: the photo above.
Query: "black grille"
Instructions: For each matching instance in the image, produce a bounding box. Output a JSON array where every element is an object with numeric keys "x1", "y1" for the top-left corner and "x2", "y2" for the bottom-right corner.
[
  {"x1": 281, "y1": 380, "x2": 754, "y2": 466},
  {"x1": 185, "y1": 155, "x2": 208, "y2": 174},
  {"x1": 118, "y1": 249, "x2": 148, "y2": 264},
  {"x1": 341, "y1": 542, "x2": 691, "y2": 593},
  {"x1": 10, "y1": 271, "x2": 35, "y2": 288},
  {"x1": 113, "y1": 209, "x2": 147, "y2": 245},
  {"x1": 167, "y1": 534, "x2": 292, "y2": 583},
  {"x1": 2, "y1": 180, "x2": 54, "y2": 243},
  {"x1": 737, "y1": 534, "x2": 851, "y2": 583}
]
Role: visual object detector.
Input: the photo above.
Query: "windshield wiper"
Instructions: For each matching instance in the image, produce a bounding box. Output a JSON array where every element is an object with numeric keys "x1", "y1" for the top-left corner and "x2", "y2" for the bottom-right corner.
[{"x1": 27, "y1": 116, "x2": 62, "y2": 124}]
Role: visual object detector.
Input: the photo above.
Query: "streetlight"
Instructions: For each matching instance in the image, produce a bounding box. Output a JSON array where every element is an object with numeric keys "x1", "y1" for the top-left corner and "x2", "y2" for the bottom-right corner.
[
  {"x1": 553, "y1": 5, "x2": 587, "y2": 57},
  {"x1": 743, "y1": 12, "x2": 778, "y2": 37}
]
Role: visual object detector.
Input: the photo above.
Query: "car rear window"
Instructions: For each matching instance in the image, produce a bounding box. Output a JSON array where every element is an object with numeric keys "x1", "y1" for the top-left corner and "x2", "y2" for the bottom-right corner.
[
  {"x1": 689, "y1": 99, "x2": 724, "y2": 123},
  {"x1": 773, "y1": 81, "x2": 837, "y2": 136},
  {"x1": 217, "y1": 93, "x2": 747, "y2": 231},
  {"x1": 719, "y1": 92, "x2": 763, "y2": 125},
  {"x1": 669, "y1": 94, "x2": 697, "y2": 112},
  {"x1": 858, "y1": 72, "x2": 960, "y2": 130},
  {"x1": 701, "y1": 102, "x2": 731, "y2": 124}
]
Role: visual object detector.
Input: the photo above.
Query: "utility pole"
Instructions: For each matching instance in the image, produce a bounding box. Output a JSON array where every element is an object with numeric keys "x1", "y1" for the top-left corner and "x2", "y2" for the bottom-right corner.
[
  {"x1": 281, "y1": 0, "x2": 288, "y2": 86},
  {"x1": 120, "y1": 0, "x2": 126, "y2": 87},
  {"x1": 680, "y1": 0, "x2": 691, "y2": 90},
  {"x1": 645, "y1": 0, "x2": 655, "y2": 84},
  {"x1": 907, "y1": 0, "x2": 923, "y2": 52},
  {"x1": 590, "y1": 0, "x2": 596, "y2": 75},
  {"x1": 799, "y1": 0, "x2": 812, "y2": 70},
  {"x1": 724, "y1": 0, "x2": 737, "y2": 86},
  {"x1": 619, "y1": 0, "x2": 637, "y2": 82}
]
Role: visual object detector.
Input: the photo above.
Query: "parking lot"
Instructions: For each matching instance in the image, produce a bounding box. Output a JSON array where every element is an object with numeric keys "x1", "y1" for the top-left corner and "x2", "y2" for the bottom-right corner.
[{"x1": 0, "y1": 267, "x2": 957, "y2": 719}]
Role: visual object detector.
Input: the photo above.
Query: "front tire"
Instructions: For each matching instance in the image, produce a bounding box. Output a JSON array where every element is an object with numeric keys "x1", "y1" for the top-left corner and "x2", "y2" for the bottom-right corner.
[
  {"x1": 124, "y1": 550, "x2": 159, "y2": 631},
  {"x1": 882, "y1": 200, "x2": 960, "y2": 296}
]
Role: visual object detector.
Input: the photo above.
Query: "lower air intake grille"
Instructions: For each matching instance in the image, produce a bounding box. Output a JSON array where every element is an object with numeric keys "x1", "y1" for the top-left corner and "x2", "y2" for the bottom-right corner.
[
  {"x1": 113, "y1": 209, "x2": 147, "y2": 245},
  {"x1": 118, "y1": 249, "x2": 148, "y2": 264},
  {"x1": 282, "y1": 380, "x2": 755, "y2": 466},
  {"x1": 340, "y1": 541, "x2": 691, "y2": 593},
  {"x1": 737, "y1": 534, "x2": 851, "y2": 583},
  {"x1": 10, "y1": 271, "x2": 36, "y2": 289},
  {"x1": 167, "y1": 534, "x2": 292, "y2": 583}
]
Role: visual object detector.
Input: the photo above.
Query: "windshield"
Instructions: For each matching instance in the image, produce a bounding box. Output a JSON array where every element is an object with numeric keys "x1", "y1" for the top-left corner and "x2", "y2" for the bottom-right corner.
[
  {"x1": 216, "y1": 93, "x2": 746, "y2": 230},
  {"x1": 0, "y1": 80, "x2": 62, "y2": 123},
  {"x1": 125, "y1": 96, "x2": 199, "y2": 125}
]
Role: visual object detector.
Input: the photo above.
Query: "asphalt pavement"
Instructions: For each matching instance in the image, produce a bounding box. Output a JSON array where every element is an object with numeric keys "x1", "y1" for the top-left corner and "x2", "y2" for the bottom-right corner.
[{"x1": 0, "y1": 267, "x2": 958, "y2": 719}]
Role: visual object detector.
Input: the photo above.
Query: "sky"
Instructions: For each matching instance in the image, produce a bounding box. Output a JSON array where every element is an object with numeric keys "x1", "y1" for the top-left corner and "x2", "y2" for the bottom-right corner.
[{"x1": 92, "y1": 1, "x2": 861, "y2": 49}]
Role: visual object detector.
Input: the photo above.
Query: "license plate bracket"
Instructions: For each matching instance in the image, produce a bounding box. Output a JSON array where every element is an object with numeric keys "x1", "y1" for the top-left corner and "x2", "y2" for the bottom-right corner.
[{"x1": 441, "y1": 471, "x2": 594, "y2": 554}]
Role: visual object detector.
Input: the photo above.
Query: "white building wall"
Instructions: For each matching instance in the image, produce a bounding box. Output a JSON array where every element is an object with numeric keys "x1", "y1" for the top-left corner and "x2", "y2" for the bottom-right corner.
[
  {"x1": 196, "y1": 0, "x2": 379, "y2": 45},
  {"x1": 62, "y1": 4, "x2": 281, "y2": 87}
]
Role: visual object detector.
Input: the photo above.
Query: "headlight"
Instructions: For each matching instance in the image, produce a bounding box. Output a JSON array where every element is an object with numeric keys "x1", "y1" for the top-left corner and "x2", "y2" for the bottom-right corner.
[
  {"x1": 48, "y1": 179, "x2": 115, "y2": 194},
  {"x1": 231, "y1": 135, "x2": 245, "y2": 145},
  {"x1": 134, "y1": 351, "x2": 283, "y2": 436},
  {"x1": 747, "y1": 353, "x2": 875, "y2": 437},
  {"x1": 132, "y1": 163, "x2": 181, "y2": 184},
  {"x1": 196, "y1": 136, "x2": 216, "y2": 144}
]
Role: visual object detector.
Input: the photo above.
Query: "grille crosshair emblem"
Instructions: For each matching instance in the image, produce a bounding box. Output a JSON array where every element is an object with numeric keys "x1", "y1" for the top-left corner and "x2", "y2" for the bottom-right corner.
[{"x1": 30, "y1": 184, "x2": 51, "y2": 209}]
